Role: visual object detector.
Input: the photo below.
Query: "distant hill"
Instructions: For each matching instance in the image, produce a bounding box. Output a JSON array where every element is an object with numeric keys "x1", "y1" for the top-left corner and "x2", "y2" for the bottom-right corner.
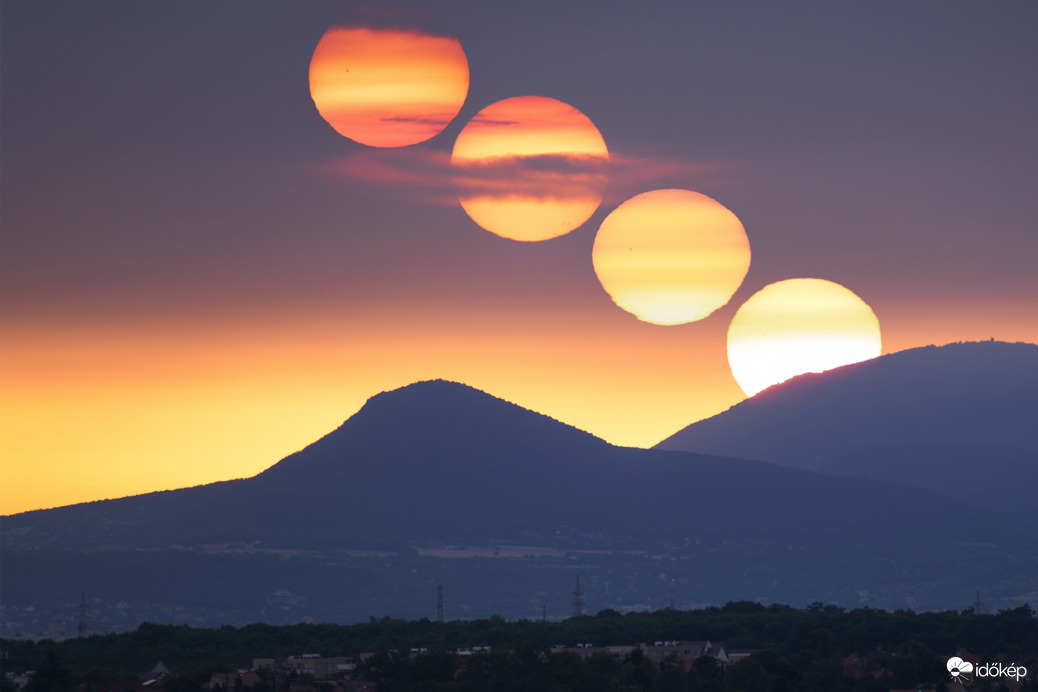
[
  {"x1": 655, "y1": 341, "x2": 1038, "y2": 510},
  {"x1": 3, "y1": 375, "x2": 1037, "y2": 631}
]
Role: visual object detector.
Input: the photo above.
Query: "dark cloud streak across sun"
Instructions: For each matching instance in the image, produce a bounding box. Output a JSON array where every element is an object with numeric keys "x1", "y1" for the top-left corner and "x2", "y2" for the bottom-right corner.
[{"x1": 308, "y1": 149, "x2": 734, "y2": 207}]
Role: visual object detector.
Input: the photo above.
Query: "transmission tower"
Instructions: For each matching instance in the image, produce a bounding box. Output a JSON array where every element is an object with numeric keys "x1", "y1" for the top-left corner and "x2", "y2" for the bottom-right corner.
[
  {"x1": 972, "y1": 590, "x2": 984, "y2": 615},
  {"x1": 572, "y1": 575, "x2": 585, "y2": 617},
  {"x1": 76, "y1": 592, "x2": 91, "y2": 638},
  {"x1": 437, "y1": 585, "x2": 445, "y2": 649}
]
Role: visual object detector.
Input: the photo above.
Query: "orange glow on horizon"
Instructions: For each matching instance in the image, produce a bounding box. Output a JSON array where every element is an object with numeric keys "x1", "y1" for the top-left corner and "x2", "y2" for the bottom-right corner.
[
  {"x1": 726, "y1": 278, "x2": 882, "y2": 396},
  {"x1": 592, "y1": 189, "x2": 751, "y2": 325},
  {"x1": 5, "y1": 295, "x2": 1033, "y2": 516},
  {"x1": 5, "y1": 299, "x2": 1036, "y2": 516},
  {"x1": 309, "y1": 27, "x2": 469, "y2": 147},
  {"x1": 451, "y1": 96, "x2": 609, "y2": 241}
]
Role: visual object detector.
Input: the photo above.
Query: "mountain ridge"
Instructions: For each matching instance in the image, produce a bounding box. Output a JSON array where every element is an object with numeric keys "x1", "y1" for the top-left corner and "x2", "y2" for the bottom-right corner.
[
  {"x1": 656, "y1": 341, "x2": 1038, "y2": 460},
  {"x1": 654, "y1": 340, "x2": 1038, "y2": 512}
]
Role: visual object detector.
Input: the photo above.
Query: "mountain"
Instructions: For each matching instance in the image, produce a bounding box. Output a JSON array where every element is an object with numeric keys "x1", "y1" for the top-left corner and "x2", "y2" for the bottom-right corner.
[
  {"x1": 3, "y1": 376, "x2": 1037, "y2": 632},
  {"x1": 655, "y1": 341, "x2": 1038, "y2": 510},
  {"x1": 5, "y1": 378, "x2": 1020, "y2": 551}
]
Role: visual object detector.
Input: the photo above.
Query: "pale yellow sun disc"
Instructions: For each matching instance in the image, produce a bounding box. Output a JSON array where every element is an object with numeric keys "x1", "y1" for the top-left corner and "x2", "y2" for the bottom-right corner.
[
  {"x1": 727, "y1": 278, "x2": 882, "y2": 396},
  {"x1": 592, "y1": 189, "x2": 751, "y2": 325}
]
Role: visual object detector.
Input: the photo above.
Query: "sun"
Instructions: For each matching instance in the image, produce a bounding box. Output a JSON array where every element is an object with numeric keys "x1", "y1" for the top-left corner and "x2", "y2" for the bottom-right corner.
[
  {"x1": 309, "y1": 27, "x2": 469, "y2": 148},
  {"x1": 592, "y1": 189, "x2": 751, "y2": 325},
  {"x1": 450, "y1": 96, "x2": 609, "y2": 241},
  {"x1": 726, "y1": 278, "x2": 882, "y2": 396}
]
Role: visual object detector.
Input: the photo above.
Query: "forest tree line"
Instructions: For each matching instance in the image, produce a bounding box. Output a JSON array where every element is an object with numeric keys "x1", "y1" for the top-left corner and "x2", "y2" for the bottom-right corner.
[{"x1": 2, "y1": 601, "x2": 1036, "y2": 692}]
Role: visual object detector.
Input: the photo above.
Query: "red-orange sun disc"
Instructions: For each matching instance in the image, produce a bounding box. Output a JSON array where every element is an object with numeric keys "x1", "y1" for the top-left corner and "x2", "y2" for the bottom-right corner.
[{"x1": 309, "y1": 27, "x2": 469, "y2": 148}]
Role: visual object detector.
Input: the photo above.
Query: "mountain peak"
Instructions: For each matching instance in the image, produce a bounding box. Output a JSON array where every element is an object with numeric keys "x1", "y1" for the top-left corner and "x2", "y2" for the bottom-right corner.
[
  {"x1": 354, "y1": 378, "x2": 597, "y2": 442},
  {"x1": 362, "y1": 378, "x2": 504, "y2": 413},
  {"x1": 255, "y1": 378, "x2": 604, "y2": 481}
]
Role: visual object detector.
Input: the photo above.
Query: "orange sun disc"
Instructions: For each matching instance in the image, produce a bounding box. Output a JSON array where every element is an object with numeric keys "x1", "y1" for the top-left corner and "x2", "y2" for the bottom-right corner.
[{"x1": 451, "y1": 96, "x2": 609, "y2": 242}]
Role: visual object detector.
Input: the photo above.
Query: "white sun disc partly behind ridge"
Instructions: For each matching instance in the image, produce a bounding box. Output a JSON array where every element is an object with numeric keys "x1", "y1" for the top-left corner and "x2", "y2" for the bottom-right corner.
[{"x1": 726, "y1": 278, "x2": 882, "y2": 397}]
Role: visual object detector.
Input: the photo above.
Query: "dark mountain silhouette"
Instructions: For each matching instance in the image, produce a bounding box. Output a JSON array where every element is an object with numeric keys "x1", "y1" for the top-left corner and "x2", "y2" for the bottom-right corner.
[
  {"x1": 655, "y1": 341, "x2": 1038, "y2": 510},
  {"x1": 2, "y1": 380, "x2": 604, "y2": 551},
  {"x1": 4, "y1": 379, "x2": 1008, "y2": 552},
  {"x1": 3, "y1": 375, "x2": 1037, "y2": 630}
]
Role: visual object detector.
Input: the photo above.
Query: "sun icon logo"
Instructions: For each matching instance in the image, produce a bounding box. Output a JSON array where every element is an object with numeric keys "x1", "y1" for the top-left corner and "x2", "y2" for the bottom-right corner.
[{"x1": 947, "y1": 656, "x2": 974, "y2": 683}]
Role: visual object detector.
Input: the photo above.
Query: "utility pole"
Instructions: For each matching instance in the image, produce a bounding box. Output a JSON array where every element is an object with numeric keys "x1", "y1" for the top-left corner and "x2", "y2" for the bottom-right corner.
[
  {"x1": 76, "y1": 592, "x2": 90, "y2": 638},
  {"x1": 572, "y1": 575, "x2": 585, "y2": 617},
  {"x1": 542, "y1": 605, "x2": 547, "y2": 623}
]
